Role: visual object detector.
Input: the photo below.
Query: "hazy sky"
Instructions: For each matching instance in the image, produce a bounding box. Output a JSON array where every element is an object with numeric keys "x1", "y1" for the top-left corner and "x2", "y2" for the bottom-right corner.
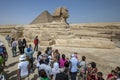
[{"x1": 0, "y1": 0, "x2": 120, "y2": 25}]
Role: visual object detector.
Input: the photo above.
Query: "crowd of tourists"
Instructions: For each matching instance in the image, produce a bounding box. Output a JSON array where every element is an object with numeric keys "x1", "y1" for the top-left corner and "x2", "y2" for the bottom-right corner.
[{"x1": 0, "y1": 35, "x2": 120, "y2": 80}]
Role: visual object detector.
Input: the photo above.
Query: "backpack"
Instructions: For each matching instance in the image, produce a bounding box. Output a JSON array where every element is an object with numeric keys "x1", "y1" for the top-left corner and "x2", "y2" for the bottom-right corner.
[
  {"x1": 64, "y1": 61, "x2": 69, "y2": 68},
  {"x1": 27, "y1": 48, "x2": 31, "y2": 52},
  {"x1": 0, "y1": 47, "x2": 3, "y2": 54},
  {"x1": 18, "y1": 41, "x2": 23, "y2": 47}
]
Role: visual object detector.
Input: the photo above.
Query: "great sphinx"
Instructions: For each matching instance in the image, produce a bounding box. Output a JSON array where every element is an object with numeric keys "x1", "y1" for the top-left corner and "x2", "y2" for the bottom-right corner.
[{"x1": 52, "y1": 7, "x2": 69, "y2": 23}]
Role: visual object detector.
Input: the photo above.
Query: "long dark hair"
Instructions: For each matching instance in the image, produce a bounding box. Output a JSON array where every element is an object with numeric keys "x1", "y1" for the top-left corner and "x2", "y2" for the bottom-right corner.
[
  {"x1": 82, "y1": 56, "x2": 86, "y2": 61},
  {"x1": 37, "y1": 51, "x2": 42, "y2": 59},
  {"x1": 62, "y1": 54, "x2": 66, "y2": 61}
]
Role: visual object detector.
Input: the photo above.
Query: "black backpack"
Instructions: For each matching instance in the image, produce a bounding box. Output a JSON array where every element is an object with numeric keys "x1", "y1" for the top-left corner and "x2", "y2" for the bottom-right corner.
[{"x1": 64, "y1": 61, "x2": 69, "y2": 67}]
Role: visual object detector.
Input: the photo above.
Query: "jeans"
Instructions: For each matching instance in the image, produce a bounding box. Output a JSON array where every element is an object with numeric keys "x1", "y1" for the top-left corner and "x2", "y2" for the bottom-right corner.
[
  {"x1": 12, "y1": 47, "x2": 16, "y2": 56},
  {"x1": 70, "y1": 72, "x2": 77, "y2": 80},
  {"x1": 34, "y1": 44, "x2": 38, "y2": 51}
]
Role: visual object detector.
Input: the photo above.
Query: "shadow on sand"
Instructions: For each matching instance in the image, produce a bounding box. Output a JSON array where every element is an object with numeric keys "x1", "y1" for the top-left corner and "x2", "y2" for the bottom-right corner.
[
  {"x1": 31, "y1": 74, "x2": 38, "y2": 80},
  {"x1": 6, "y1": 61, "x2": 18, "y2": 69},
  {"x1": 4, "y1": 69, "x2": 18, "y2": 80}
]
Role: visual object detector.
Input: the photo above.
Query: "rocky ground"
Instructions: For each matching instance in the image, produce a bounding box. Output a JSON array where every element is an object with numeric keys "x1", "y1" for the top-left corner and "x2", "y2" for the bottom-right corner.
[{"x1": 0, "y1": 35, "x2": 120, "y2": 80}]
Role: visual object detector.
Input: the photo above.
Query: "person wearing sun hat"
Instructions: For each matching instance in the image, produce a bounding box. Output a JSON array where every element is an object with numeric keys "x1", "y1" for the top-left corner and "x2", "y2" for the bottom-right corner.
[
  {"x1": 17, "y1": 54, "x2": 30, "y2": 80},
  {"x1": 70, "y1": 53, "x2": 79, "y2": 80}
]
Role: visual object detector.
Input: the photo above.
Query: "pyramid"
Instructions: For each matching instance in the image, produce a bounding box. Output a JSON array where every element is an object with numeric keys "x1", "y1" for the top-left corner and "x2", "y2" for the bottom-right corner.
[{"x1": 30, "y1": 10, "x2": 53, "y2": 24}]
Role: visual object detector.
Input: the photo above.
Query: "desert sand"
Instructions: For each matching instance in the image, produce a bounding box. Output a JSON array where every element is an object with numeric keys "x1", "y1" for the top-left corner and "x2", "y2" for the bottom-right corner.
[{"x1": 0, "y1": 35, "x2": 120, "y2": 80}]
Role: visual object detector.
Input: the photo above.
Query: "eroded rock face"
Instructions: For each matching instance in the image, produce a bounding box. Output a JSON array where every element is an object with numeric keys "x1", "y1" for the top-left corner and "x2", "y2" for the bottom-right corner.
[
  {"x1": 10, "y1": 26, "x2": 24, "y2": 39},
  {"x1": 53, "y1": 7, "x2": 69, "y2": 23}
]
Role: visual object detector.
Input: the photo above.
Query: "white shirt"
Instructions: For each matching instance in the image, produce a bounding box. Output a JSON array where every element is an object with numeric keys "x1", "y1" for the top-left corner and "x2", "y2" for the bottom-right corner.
[
  {"x1": 12, "y1": 41, "x2": 17, "y2": 47},
  {"x1": 18, "y1": 61, "x2": 29, "y2": 77},
  {"x1": 51, "y1": 62, "x2": 60, "y2": 79},
  {"x1": 36, "y1": 63, "x2": 52, "y2": 78},
  {"x1": 79, "y1": 61, "x2": 86, "y2": 71}
]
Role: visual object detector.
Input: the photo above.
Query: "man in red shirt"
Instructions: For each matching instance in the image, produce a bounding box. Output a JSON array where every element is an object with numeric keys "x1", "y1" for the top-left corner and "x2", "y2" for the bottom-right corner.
[{"x1": 34, "y1": 36, "x2": 39, "y2": 51}]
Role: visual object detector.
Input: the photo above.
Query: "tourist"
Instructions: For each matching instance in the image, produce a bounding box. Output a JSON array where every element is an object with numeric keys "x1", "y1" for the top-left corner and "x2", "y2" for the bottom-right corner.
[
  {"x1": 96, "y1": 72, "x2": 104, "y2": 80},
  {"x1": 107, "y1": 70, "x2": 117, "y2": 80},
  {"x1": 0, "y1": 42, "x2": 8, "y2": 67},
  {"x1": 0, "y1": 54, "x2": 4, "y2": 73},
  {"x1": 17, "y1": 54, "x2": 30, "y2": 80},
  {"x1": 11, "y1": 38, "x2": 14, "y2": 47},
  {"x1": 5, "y1": 34, "x2": 11, "y2": 47},
  {"x1": 53, "y1": 49, "x2": 60, "y2": 62},
  {"x1": 69, "y1": 54, "x2": 79, "y2": 80},
  {"x1": 87, "y1": 62, "x2": 98, "y2": 80},
  {"x1": 115, "y1": 66, "x2": 120, "y2": 73},
  {"x1": 45, "y1": 47, "x2": 50, "y2": 55},
  {"x1": 22, "y1": 38, "x2": 27, "y2": 53},
  {"x1": 24, "y1": 44, "x2": 34, "y2": 73},
  {"x1": 18, "y1": 39, "x2": 23, "y2": 54},
  {"x1": 0, "y1": 54, "x2": 6, "y2": 80},
  {"x1": 11, "y1": 38, "x2": 17, "y2": 57},
  {"x1": 78, "y1": 56, "x2": 87, "y2": 80},
  {"x1": 51, "y1": 62, "x2": 60, "y2": 80},
  {"x1": 117, "y1": 72, "x2": 120, "y2": 80},
  {"x1": 39, "y1": 69, "x2": 49, "y2": 80},
  {"x1": 34, "y1": 36, "x2": 39, "y2": 51},
  {"x1": 74, "y1": 52, "x2": 78, "y2": 60},
  {"x1": 47, "y1": 47, "x2": 53, "y2": 56},
  {"x1": 59, "y1": 54, "x2": 67, "y2": 68},
  {"x1": 36, "y1": 51, "x2": 42, "y2": 63},
  {"x1": 55, "y1": 67, "x2": 69, "y2": 80},
  {"x1": 36, "y1": 59, "x2": 52, "y2": 80}
]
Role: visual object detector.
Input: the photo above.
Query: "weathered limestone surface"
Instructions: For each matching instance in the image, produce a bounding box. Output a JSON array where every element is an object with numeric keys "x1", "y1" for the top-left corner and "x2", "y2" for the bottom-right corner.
[
  {"x1": 23, "y1": 22, "x2": 120, "y2": 49},
  {"x1": 0, "y1": 22, "x2": 120, "y2": 49},
  {"x1": 0, "y1": 25, "x2": 24, "y2": 39},
  {"x1": 55, "y1": 39, "x2": 115, "y2": 49}
]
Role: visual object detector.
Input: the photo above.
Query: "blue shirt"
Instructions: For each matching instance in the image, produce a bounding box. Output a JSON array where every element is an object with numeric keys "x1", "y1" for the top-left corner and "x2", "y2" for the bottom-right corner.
[{"x1": 70, "y1": 57, "x2": 78, "y2": 72}]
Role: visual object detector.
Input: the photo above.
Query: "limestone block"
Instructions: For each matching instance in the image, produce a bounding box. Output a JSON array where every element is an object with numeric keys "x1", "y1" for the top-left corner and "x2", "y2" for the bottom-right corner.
[
  {"x1": 55, "y1": 39, "x2": 115, "y2": 49},
  {"x1": 40, "y1": 40, "x2": 55, "y2": 46}
]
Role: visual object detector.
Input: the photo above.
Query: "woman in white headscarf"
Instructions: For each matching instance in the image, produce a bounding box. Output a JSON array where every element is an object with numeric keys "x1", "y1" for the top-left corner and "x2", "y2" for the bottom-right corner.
[{"x1": 51, "y1": 62, "x2": 60, "y2": 80}]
